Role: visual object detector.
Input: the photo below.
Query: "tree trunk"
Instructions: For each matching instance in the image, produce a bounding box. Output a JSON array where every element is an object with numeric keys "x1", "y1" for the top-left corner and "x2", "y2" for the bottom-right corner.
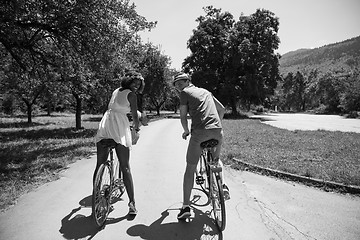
[
  {"x1": 156, "y1": 106, "x2": 160, "y2": 115},
  {"x1": 26, "y1": 103, "x2": 32, "y2": 123},
  {"x1": 22, "y1": 98, "x2": 32, "y2": 123},
  {"x1": 74, "y1": 94, "x2": 82, "y2": 129},
  {"x1": 47, "y1": 99, "x2": 51, "y2": 116},
  {"x1": 230, "y1": 97, "x2": 238, "y2": 115}
]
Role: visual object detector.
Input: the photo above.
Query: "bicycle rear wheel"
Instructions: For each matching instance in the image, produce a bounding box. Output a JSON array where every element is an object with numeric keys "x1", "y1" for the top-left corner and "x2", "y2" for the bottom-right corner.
[
  {"x1": 110, "y1": 155, "x2": 125, "y2": 203},
  {"x1": 210, "y1": 171, "x2": 226, "y2": 231},
  {"x1": 92, "y1": 163, "x2": 112, "y2": 227},
  {"x1": 195, "y1": 152, "x2": 210, "y2": 193}
]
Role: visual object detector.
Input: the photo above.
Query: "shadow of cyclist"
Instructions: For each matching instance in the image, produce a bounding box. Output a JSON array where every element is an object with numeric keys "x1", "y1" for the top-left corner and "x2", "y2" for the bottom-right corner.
[{"x1": 127, "y1": 207, "x2": 222, "y2": 240}]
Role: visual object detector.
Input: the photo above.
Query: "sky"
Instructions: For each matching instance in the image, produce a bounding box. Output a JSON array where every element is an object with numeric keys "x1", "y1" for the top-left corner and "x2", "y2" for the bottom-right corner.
[{"x1": 132, "y1": 0, "x2": 360, "y2": 70}]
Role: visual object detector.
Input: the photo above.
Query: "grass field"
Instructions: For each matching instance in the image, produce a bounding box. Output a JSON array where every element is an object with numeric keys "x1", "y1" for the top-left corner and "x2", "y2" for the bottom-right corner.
[
  {"x1": 1, "y1": 113, "x2": 359, "y2": 211},
  {"x1": 221, "y1": 118, "x2": 360, "y2": 187}
]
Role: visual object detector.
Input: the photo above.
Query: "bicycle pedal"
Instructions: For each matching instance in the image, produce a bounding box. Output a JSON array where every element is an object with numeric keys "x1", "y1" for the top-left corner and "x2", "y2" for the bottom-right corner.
[{"x1": 196, "y1": 176, "x2": 204, "y2": 185}]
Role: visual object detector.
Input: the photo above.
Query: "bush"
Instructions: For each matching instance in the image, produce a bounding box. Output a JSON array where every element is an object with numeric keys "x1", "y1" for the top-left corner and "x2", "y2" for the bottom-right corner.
[{"x1": 1, "y1": 94, "x2": 15, "y2": 114}]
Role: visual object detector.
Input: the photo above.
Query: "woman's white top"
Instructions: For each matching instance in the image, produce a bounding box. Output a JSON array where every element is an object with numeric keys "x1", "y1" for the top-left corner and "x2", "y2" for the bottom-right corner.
[{"x1": 95, "y1": 88, "x2": 132, "y2": 147}]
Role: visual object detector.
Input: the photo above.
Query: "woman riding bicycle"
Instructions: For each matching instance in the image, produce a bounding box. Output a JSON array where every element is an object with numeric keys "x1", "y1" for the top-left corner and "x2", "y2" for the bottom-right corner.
[{"x1": 93, "y1": 71, "x2": 145, "y2": 215}]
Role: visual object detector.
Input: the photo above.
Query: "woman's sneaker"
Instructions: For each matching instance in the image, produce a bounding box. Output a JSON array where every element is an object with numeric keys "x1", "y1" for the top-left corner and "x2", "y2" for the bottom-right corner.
[
  {"x1": 177, "y1": 206, "x2": 191, "y2": 220},
  {"x1": 128, "y1": 202, "x2": 138, "y2": 215}
]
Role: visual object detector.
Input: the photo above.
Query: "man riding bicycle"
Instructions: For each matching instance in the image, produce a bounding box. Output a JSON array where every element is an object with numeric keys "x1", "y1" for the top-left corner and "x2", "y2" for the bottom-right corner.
[{"x1": 173, "y1": 72, "x2": 230, "y2": 220}]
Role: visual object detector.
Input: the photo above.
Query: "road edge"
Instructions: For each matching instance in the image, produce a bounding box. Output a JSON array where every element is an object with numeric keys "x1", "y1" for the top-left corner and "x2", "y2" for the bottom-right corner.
[{"x1": 232, "y1": 158, "x2": 360, "y2": 195}]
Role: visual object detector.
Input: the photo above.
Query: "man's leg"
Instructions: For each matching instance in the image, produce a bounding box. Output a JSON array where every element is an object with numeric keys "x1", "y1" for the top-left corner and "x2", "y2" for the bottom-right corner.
[
  {"x1": 178, "y1": 131, "x2": 203, "y2": 219},
  {"x1": 182, "y1": 163, "x2": 197, "y2": 206},
  {"x1": 178, "y1": 162, "x2": 197, "y2": 219}
]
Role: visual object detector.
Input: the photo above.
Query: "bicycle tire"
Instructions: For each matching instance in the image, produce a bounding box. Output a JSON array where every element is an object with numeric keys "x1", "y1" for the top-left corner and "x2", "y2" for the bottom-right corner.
[
  {"x1": 110, "y1": 155, "x2": 125, "y2": 203},
  {"x1": 92, "y1": 163, "x2": 112, "y2": 227},
  {"x1": 210, "y1": 171, "x2": 226, "y2": 231},
  {"x1": 196, "y1": 152, "x2": 210, "y2": 193}
]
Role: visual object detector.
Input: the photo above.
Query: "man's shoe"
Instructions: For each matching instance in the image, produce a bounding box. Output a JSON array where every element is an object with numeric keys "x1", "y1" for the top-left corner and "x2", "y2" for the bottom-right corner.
[
  {"x1": 223, "y1": 184, "x2": 230, "y2": 200},
  {"x1": 177, "y1": 206, "x2": 191, "y2": 220},
  {"x1": 128, "y1": 202, "x2": 138, "y2": 215}
]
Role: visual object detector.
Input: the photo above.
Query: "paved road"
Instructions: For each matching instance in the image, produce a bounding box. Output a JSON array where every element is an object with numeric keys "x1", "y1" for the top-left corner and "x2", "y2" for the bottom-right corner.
[
  {"x1": 250, "y1": 113, "x2": 360, "y2": 133},
  {"x1": 1, "y1": 119, "x2": 359, "y2": 240}
]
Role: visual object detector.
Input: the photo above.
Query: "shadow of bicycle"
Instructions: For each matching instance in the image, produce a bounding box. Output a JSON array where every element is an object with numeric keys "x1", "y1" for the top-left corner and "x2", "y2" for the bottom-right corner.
[
  {"x1": 59, "y1": 194, "x2": 130, "y2": 240},
  {"x1": 59, "y1": 206, "x2": 99, "y2": 240},
  {"x1": 127, "y1": 188, "x2": 222, "y2": 240},
  {"x1": 127, "y1": 207, "x2": 222, "y2": 240}
]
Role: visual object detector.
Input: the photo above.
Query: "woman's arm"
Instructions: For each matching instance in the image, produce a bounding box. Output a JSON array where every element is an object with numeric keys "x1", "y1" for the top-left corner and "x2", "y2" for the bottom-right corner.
[{"x1": 128, "y1": 91, "x2": 140, "y2": 130}]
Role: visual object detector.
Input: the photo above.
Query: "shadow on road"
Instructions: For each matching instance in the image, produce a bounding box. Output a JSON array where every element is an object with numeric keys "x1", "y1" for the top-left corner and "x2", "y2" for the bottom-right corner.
[
  {"x1": 191, "y1": 187, "x2": 211, "y2": 207},
  {"x1": 59, "y1": 207, "x2": 99, "y2": 240},
  {"x1": 60, "y1": 195, "x2": 133, "y2": 240},
  {"x1": 79, "y1": 195, "x2": 92, "y2": 207},
  {"x1": 127, "y1": 208, "x2": 222, "y2": 240}
]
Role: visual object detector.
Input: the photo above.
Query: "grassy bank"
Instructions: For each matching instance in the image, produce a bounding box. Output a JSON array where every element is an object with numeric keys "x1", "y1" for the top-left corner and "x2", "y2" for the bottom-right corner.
[
  {"x1": 1, "y1": 113, "x2": 359, "y2": 211},
  {"x1": 0, "y1": 113, "x2": 100, "y2": 211},
  {"x1": 221, "y1": 119, "x2": 360, "y2": 187}
]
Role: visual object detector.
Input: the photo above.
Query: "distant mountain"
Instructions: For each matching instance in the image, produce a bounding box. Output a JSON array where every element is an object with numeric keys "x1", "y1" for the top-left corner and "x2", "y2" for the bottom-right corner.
[{"x1": 279, "y1": 36, "x2": 360, "y2": 75}]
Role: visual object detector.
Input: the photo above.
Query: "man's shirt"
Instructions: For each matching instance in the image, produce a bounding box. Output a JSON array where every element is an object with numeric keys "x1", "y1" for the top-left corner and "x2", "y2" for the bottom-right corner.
[{"x1": 180, "y1": 84, "x2": 222, "y2": 130}]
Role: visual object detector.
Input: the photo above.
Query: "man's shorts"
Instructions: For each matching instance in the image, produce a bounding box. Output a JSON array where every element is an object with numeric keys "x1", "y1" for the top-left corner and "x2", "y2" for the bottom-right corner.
[{"x1": 186, "y1": 128, "x2": 223, "y2": 165}]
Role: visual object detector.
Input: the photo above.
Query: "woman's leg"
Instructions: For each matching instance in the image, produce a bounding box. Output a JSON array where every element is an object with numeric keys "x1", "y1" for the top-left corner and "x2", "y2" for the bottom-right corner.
[
  {"x1": 93, "y1": 141, "x2": 109, "y2": 184},
  {"x1": 115, "y1": 144, "x2": 135, "y2": 203}
]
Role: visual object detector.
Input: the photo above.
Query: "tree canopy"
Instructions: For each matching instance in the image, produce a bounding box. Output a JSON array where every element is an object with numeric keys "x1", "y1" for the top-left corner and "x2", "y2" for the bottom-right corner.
[
  {"x1": 0, "y1": 0, "x2": 167, "y2": 127},
  {"x1": 183, "y1": 6, "x2": 281, "y2": 114}
]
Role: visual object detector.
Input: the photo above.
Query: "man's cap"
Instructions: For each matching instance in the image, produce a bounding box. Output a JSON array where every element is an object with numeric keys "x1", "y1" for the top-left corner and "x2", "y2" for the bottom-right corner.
[{"x1": 173, "y1": 73, "x2": 190, "y2": 85}]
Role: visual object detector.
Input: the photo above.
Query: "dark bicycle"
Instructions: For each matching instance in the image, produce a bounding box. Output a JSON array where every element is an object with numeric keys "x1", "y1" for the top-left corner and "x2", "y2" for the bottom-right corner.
[{"x1": 195, "y1": 138, "x2": 226, "y2": 231}]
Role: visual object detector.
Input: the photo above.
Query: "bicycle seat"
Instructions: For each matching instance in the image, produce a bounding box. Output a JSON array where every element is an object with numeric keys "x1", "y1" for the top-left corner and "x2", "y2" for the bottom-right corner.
[
  {"x1": 99, "y1": 139, "x2": 117, "y2": 149},
  {"x1": 200, "y1": 139, "x2": 219, "y2": 149}
]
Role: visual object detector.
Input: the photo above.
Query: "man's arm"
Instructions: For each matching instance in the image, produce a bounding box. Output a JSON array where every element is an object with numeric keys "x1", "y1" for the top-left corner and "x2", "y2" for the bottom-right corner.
[
  {"x1": 179, "y1": 104, "x2": 190, "y2": 139},
  {"x1": 213, "y1": 96, "x2": 225, "y2": 120}
]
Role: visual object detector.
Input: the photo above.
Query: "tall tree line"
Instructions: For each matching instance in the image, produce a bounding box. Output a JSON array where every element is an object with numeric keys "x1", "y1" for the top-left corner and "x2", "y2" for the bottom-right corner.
[
  {"x1": 0, "y1": 0, "x2": 177, "y2": 128},
  {"x1": 276, "y1": 69, "x2": 360, "y2": 114}
]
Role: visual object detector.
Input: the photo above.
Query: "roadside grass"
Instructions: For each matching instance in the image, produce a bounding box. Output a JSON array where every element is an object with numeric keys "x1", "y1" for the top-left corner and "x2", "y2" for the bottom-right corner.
[
  {"x1": 0, "y1": 113, "x2": 100, "y2": 211},
  {"x1": 1, "y1": 113, "x2": 359, "y2": 211},
  {"x1": 221, "y1": 118, "x2": 360, "y2": 187}
]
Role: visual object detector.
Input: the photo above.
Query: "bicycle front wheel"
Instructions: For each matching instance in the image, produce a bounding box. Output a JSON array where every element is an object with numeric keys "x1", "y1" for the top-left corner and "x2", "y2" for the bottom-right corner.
[
  {"x1": 92, "y1": 163, "x2": 112, "y2": 227},
  {"x1": 210, "y1": 171, "x2": 226, "y2": 231}
]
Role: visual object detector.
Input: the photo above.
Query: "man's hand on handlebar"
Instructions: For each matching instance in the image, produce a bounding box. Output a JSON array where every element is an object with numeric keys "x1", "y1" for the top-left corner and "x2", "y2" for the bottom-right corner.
[{"x1": 182, "y1": 131, "x2": 190, "y2": 140}]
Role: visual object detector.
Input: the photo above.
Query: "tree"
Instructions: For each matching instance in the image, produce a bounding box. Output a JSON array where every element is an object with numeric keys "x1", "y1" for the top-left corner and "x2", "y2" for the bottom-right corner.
[
  {"x1": 184, "y1": 6, "x2": 234, "y2": 104},
  {"x1": 339, "y1": 70, "x2": 360, "y2": 112},
  {"x1": 229, "y1": 9, "x2": 280, "y2": 110},
  {"x1": 1, "y1": 0, "x2": 156, "y2": 127},
  {"x1": 1, "y1": 57, "x2": 47, "y2": 123},
  {"x1": 140, "y1": 44, "x2": 171, "y2": 115},
  {"x1": 183, "y1": 7, "x2": 280, "y2": 114},
  {"x1": 280, "y1": 71, "x2": 306, "y2": 111}
]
